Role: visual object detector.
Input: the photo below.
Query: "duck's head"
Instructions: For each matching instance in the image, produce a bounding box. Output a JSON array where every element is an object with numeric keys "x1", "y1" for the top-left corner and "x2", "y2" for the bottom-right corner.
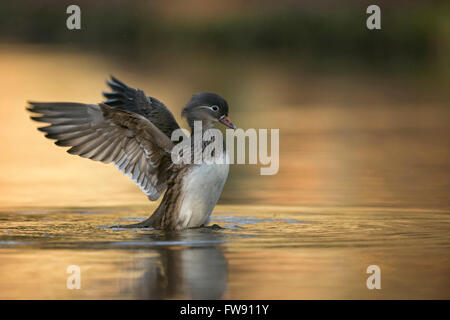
[{"x1": 182, "y1": 92, "x2": 235, "y2": 131}]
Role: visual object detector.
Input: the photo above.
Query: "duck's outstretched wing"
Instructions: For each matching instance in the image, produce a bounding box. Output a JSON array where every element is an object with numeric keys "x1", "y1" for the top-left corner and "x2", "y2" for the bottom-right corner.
[
  {"x1": 102, "y1": 76, "x2": 180, "y2": 139},
  {"x1": 28, "y1": 102, "x2": 174, "y2": 201}
]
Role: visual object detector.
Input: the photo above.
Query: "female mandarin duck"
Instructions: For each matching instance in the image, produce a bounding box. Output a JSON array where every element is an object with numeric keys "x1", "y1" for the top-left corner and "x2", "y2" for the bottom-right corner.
[{"x1": 28, "y1": 77, "x2": 235, "y2": 230}]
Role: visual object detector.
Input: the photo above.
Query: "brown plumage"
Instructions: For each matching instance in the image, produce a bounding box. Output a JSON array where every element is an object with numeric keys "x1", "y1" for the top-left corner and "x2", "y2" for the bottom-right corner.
[{"x1": 27, "y1": 76, "x2": 235, "y2": 230}]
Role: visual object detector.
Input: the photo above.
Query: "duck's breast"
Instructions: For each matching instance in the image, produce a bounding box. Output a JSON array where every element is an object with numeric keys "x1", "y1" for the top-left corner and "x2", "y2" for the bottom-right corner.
[{"x1": 177, "y1": 158, "x2": 229, "y2": 228}]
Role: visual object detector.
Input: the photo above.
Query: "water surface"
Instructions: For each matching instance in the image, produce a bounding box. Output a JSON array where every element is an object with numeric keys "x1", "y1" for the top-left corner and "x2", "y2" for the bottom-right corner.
[{"x1": 0, "y1": 205, "x2": 449, "y2": 299}]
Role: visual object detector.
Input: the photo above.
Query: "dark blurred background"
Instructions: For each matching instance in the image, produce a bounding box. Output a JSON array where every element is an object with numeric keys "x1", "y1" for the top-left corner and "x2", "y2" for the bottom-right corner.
[
  {"x1": 0, "y1": 0, "x2": 449, "y2": 209},
  {"x1": 1, "y1": 0, "x2": 449, "y2": 76}
]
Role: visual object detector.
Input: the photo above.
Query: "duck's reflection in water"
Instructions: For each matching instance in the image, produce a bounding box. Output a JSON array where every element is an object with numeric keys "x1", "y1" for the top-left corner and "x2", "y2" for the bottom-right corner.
[{"x1": 120, "y1": 228, "x2": 228, "y2": 299}]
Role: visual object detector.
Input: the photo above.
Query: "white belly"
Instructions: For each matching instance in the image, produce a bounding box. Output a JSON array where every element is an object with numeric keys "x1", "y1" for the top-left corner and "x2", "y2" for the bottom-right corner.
[{"x1": 177, "y1": 159, "x2": 229, "y2": 229}]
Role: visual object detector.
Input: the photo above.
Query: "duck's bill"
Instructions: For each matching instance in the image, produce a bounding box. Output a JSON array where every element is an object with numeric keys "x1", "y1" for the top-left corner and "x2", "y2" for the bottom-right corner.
[{"x1": 219, "y1": 115, "x2": 236, "y2": 129}]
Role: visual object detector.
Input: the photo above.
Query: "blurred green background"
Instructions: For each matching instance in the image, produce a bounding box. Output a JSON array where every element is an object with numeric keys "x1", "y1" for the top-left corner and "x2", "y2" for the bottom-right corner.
[{"x1": 1, "y1": 0, "x2": 449, "y2": 77}]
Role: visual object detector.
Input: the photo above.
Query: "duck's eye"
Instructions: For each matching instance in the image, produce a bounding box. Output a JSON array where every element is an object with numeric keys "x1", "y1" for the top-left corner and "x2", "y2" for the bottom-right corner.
[{"x1": 210, "y1": 105, "x2": 219, "y2": 112}]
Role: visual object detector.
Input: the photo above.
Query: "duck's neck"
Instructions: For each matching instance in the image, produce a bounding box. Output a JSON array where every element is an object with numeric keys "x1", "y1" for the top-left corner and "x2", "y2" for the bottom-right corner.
[
  {"x1": 187, "y1": 120, "x2": 226, "y2": 159},
  {"x1": 188, "y1": 119, "x2": 215, "y2": 135}
]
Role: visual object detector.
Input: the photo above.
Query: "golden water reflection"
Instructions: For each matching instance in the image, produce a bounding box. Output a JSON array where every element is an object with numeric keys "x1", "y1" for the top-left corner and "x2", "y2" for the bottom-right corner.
[{"x1": 0, "y1": 206, "x2": 449, "y2": 299}]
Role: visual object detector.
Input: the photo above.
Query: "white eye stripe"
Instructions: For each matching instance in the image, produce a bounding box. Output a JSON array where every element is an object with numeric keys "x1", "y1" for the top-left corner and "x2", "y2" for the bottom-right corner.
[{"x1": 200, "y1": 105, "x2": 219, "y2": 112}]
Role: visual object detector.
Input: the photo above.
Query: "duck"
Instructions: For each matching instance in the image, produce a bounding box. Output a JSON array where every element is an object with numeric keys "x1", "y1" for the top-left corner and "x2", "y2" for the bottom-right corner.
[{"x1": 27, "y1": 76, "x2": 235, "y2": 230}]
